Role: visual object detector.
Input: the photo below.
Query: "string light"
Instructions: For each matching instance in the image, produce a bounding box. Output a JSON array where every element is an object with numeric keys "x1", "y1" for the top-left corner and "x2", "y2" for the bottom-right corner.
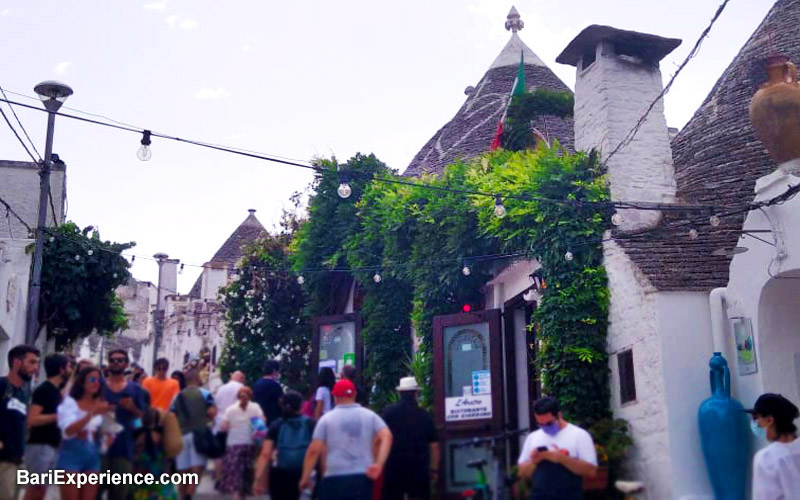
[
  {"x1": 564, "y1": 251, "x2": 574, "y2": 262},
  {"x1": 131, "y1": 256, "x2": 136, "y2": 263},
  {"x1": 137, "y1": 130, "x2": 152, "y2": 161},
  {"x1": 296, "y1": 275, "x2": 305, "y2": 285},
  {"x1": 493, "y1": 195, "x2": 507, "y2": 219},
  {"x1": 337, "y1": 165, "x2": 352, "y2": 199},
  {"x1": 373, "y1": 271, "x2": 382, "y2": 283},
  {"x1": 709, "y1": 213, "x2": 721, "y2": 227},
  {"x1": 74, "y1": 255, "x2": 80, "y2": 261},
  {"x1": 688, "y1": 228, "x2": 699, "y2": 240},
  {"x1": 611, "y1": 212, "x2": 623, "y2": 226},
  {"x1": 462, "y1": 264, "x2": 471, "y2": 276},
  {"x1": 87, "y1": 249, "x2": 93, "y2": 256},
  {"x1": 49, "y1": 236, "x2": 55, "y2": 242},
  {"x1": 179, "y1": 263, "x2": 185, "y2": 274}
]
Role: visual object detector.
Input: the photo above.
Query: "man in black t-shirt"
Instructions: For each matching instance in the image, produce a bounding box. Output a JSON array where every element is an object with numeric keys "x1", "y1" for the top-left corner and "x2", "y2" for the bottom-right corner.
[
  {"x1": 0, "y1": 345, "x2": 40, "y2": 500},
  {"x1": 253, "y1": 359, "x2": 284, "y2": 425},
  {"x1": 23, "y1": 353, "x2": 70, "y2": 500},
  {"x1": 381, "y1": 377, "x2": 440, "y2": 500}
]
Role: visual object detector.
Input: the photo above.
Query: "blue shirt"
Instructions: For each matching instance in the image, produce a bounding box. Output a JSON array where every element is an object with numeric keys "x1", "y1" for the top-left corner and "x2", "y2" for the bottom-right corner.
[{"x1": 103, "y1": 381, "x2": 146, "y2": 459}]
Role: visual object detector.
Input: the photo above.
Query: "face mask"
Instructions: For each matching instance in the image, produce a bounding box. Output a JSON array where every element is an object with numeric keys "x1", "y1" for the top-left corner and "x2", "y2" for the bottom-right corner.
[
  {"x1": 750, "y1": 420, "x2": 766, "y2": 438},
  {"x1": 541, "y1": 421, "x2": 561, "y2": 436}
]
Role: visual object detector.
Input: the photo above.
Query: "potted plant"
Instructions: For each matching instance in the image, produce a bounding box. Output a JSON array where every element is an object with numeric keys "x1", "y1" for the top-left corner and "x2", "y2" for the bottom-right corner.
[{"x1": 584, "y1": 418, "x2": 633, "y2": 492}]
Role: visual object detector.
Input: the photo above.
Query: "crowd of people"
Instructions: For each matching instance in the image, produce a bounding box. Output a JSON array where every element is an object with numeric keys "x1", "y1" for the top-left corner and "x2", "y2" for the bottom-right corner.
[{"x1": 1, "y1": 342, "x2": 798, "y2": 500}]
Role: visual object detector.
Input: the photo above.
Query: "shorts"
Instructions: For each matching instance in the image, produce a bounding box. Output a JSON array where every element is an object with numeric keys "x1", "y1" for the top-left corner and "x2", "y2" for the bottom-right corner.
[
  {"x1": 320, "y1": 474, "x2": 372, "y2": 500},
  {"x1": 0, "y1": 461, "x2": 20, "y2": 500},
  {"x1": 57, "y1": 438, "x2": 101, "y2": 472},
  {"x1": 24, "y1": 444, "x2": 58, "y2": 479},
  {"x1": 176, "y1": 433, "x2": 207, "y2": 471}
]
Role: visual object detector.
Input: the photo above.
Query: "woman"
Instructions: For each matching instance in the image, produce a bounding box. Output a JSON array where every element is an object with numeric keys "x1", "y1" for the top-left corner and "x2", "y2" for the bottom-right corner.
[
  {"x1": 57, "y1": 366, "x2": 114, "y2": 500},
  {"x1": 313, "y1": 367, "x2": 336, "y2": 420},
  {"x1": 171, "y1": 370, "x2": 186, "y2": 391},
  {"x1": 748, "y1": 393, "x2": 800, "y2": 500},
  {"x1": 131, "y1": 407, "x2": 178, "y2": 500},
  {"x1": 219, "y1": 386, "x2": 264, "y2": 500},
  {"x1": 63, "y1": 359, "x2": 92, "y2": 396},
  {"x1": 254, "y1": 391, "x2": 315, "y2": 500}
]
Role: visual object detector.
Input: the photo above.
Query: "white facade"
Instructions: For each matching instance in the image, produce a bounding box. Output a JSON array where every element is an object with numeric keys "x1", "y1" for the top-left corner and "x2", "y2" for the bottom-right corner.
[
  {"x1": 0, "y1": 160, "x2": 66, "y2": 238},
  {"x1": 0, "y1": 239, "x2": 32, "y2": 375}
]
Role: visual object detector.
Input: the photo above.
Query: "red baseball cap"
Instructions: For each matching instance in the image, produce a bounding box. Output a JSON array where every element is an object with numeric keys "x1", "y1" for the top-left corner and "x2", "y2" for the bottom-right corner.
[{"x1": 332, "y1": 379, "x2": 356, "y2": 398}]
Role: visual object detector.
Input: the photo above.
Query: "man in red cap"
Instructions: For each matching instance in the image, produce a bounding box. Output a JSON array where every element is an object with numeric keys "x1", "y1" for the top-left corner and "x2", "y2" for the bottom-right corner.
[{"x1": 299, "y1": 379, "x2": 393, "y2": 500}]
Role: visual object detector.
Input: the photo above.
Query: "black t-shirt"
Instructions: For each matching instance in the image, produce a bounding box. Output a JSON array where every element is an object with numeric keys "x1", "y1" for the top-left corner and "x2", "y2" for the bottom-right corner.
[
  {"x1": 28, "y1": 380, "x2": 62, "y2": 447},
  {"x1": 381, "y1": 398, "x2": 438, "y2": 480},
  {"x1": 253, "y1": 378, "x2": 284, "y2": 425},
  {"x1": 0, "y1": 376, "x2": 31, "y2": 463}
]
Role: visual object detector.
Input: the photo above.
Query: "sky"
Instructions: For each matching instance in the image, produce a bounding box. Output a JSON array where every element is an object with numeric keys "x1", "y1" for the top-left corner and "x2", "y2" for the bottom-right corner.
[{"x1": 0, "y1": 0, "x2": 776, "y2": 292}]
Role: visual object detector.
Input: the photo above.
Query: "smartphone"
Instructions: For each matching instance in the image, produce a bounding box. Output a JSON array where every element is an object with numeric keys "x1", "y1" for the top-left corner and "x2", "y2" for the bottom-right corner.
[{"x1": 536, "y1": 446, "x2": 548, "y2": 452}]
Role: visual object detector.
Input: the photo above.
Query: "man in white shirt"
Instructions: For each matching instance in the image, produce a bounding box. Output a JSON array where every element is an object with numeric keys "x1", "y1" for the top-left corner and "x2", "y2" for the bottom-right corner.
[
  {"x1": 517, "y1": 397, "x2": 597, "y2": 500},
  {"x1": 746, "y1": 393, "x2": 800, "y2": 500}
]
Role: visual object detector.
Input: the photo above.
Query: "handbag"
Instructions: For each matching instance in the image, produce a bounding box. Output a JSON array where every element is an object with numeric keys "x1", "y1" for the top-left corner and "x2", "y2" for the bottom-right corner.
[{"x1": 176, "y1": 392, "x2": 225, "y2": 459}]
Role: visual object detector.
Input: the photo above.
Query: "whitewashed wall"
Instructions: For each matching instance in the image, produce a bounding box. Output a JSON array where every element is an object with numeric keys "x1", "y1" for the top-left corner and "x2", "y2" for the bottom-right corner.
[
  {"x1": 0, "y1": 161, "x2": 66, "y2": 239},
  {"x1": 0, "y1": 239, "x2": 32, "y2": 375}
]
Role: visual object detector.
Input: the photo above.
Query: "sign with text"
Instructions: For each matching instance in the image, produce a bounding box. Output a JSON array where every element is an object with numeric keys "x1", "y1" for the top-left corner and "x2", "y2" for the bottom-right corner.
[{"x1": 444, "y1": 394, "x2": 493, "y2": 422}]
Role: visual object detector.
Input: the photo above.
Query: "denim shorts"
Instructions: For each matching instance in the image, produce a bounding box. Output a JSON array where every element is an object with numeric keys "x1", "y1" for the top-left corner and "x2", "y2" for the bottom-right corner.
[{"x1": 57, "y1": 438, "x2": 100, "y2": 472}]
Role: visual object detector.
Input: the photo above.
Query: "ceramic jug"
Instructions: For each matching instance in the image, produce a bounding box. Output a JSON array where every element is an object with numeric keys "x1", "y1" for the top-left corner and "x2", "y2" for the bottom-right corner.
[
  {"x1": 698, "y1": 353, "x2": 749, "y2": 500},
  {"x1": 749, "y1": 55, "x2": 800, "y2": 164}
]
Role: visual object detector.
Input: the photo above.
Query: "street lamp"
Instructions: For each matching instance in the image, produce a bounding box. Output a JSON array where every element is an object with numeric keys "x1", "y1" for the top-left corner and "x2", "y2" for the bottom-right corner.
[
  {"x1": 25, "y1": 80, "x2": 73, "y2": 346},
  {"x1": 152, "y1": 253, "x2": 168, "y2": 372}
]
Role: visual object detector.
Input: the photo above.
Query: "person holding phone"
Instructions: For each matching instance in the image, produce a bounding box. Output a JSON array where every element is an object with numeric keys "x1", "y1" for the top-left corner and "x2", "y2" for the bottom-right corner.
[{"x1": 517, "y1": 397, "x2": 598, "y2": 500}]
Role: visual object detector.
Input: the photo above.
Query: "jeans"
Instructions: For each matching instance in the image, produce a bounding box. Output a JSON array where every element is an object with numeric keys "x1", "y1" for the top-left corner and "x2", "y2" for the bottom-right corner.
[
  {"x1": 57, "y1": 438, "x2": 100, "y2": 472},
  {"x1": 319, "y1": 474, "x2": 372, "y2": 500}
]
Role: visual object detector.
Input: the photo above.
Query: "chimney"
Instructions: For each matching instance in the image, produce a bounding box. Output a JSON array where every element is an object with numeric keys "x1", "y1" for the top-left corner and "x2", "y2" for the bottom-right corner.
[
  {"x1": 159, "y1": 258, "x2": 179, "y2": 304},
  {"x1": 201, "y1": 261, "x2": 229, "y2": 300},
  {"x1": 557, "y1": 25, "x2": 681, "y2": 231}
]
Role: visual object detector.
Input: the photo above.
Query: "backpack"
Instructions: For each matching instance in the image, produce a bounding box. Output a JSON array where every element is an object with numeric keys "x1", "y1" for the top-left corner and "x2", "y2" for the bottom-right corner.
[{"x1": 275, "y1": 416, "x2": 312, "y2": 470}]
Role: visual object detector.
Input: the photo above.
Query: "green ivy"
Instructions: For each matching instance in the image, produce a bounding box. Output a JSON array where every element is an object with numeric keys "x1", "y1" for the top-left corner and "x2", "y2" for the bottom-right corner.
[{"x1": 504, "y1": 89, "x2": 574, "y2": 151}]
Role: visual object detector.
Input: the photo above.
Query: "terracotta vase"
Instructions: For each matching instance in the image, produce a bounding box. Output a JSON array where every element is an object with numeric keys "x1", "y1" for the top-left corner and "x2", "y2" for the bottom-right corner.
[{"x1": 749, "y1": 55, "x2": 800, "y2": 164}]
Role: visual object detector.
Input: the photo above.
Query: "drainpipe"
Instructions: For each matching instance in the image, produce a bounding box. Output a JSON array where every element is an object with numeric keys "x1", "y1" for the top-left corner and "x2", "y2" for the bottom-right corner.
[{"x1": 709, "y1": 287, "x2": 730, "y2": 361}]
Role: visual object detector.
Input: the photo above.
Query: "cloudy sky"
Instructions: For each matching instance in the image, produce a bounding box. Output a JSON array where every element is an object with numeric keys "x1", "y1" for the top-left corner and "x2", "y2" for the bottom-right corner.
[{"x1": 0, "y1": 0, "x2": 775, "y2": 291}]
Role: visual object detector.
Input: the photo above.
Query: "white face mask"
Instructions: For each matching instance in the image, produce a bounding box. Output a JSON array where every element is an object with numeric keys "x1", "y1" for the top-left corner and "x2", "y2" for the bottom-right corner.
[{"x1": 750, "y1": 419, "x2": 767, "y2": 439}]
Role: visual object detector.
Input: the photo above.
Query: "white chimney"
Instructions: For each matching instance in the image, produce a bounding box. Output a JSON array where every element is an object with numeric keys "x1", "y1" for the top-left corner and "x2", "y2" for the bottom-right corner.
[
  {"x1": 557, "y1": 26, "x2": 681, "y2": 231},
  {"x1": 201, "y1": 261, "x2": 228, "y2": 300},
  {"x1": 160, "y1": 258, "x2": 179, "y2": 304}
]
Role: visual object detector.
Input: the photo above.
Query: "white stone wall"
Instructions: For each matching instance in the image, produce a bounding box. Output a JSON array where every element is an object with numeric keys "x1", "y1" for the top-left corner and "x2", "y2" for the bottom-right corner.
[
  {"x1": 159, "y1": 295, "x2": 224, "y2": 375},
  {"x1": 0, "y1": 161, "x2": 66, "y2": 238},
  {"x1": 603, "y1": 238, "x2": 673, "y2": 499},
  {"x1": 0, "y1": 238, "x2": 32, "y2": 375},
  {"x1": 574, "y1": 42, "x2": 675, "y2": 231}
]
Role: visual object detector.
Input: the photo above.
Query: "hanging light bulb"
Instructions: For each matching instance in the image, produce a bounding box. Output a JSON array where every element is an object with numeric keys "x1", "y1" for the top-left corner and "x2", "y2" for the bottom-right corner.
[
  {"x1": 611, "y1": 212, "x2": 623, "y2": 226},
  {"x1": 49, "y1": 236, "x2": 55, "y2": 243},
  {"x1": 137, "y1": 130, "x2": 152, "y2": 161},
  {"x1": 709, "y1": 214, "x2": 721, "y2": 227},
  {"x1": 131, "y1": 255, "x2": 136, "y2": 263},
  {"x1": 373, "y1": 272, "x2": 382, "y2": 283},
  {"x1": 113, "y1": 272, "x2": 118, "y2": 278},
  {"x1": 564, "y1": 251, "x2": 574, "y2": 262},
  {"x1": 296, "y1": 275, "x2": 305, "y2": 285},
  {"x1": 493, "y1": 195, "x2": 507, "y2": 219},
  {"x1": 688, "y1": 228, "x2": 699, "y2": 240},
  {"x1": 462, "y1": 265, "x2": 471, "y2": 276},
  {"x1": 87, "y1": 249, "x2": 93, "y2": 256},
  {"x1": 179, "y1": 263, "x2": 185, "y2": 275},
  {"x1": 74, "y1": 255, "x2": 81, "y2": 261},
  {"x1": 337, "y1": 182, "x2": 352, "y2": 199}
]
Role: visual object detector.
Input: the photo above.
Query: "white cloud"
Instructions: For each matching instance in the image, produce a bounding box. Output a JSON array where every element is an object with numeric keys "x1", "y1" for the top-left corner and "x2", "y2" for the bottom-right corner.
[
  {"x1": 179, "y1": 19, "x2": 197, "y2": 30},
  {"x1": 241, "y1": 44, "x2": 253, "y2": 52},
  {"x1": 54, "y1": 61, "x2": 71, "y2": 75},
  {"x1": 194, "y1": 87, "x2": 230, "y2": 100},
  {"x1": 166, "y1": 14, "x2": 178, "y2": 26},
  {"x1": 143, "y1": 2, "x2": 166, "y2": 10}
]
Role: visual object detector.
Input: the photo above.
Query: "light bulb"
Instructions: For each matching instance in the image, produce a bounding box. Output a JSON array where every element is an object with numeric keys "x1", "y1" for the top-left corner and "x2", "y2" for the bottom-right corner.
[
  {"x1": 74, "y1": 255, "x2": 80, "y2": 261},
  {"x1": 113, "y1": 273, "x2": 118, "y2": 278},
  {"x1": 373, "y1": 272, "x2": 382, "y2": 283},
  {"x1": 87, "y1": 250, "x2": 93, "y2": 256},
  {"x1": 688, "y1": 228, "x2": 699, "y2": 240},
  {"x1": 462, "y1": 265, "x2": 471, "y2": 276},
  {"x1": 611, "y1": 212, "x2": 623, "y2": 226},
  {"x1": 337, "y1": 182, "x2": 352, "y2": 199},
  {"x1": 49, "y1": 236, "x2": 55, "y2": 242},
  {"x1": 564, "y1": 251, "x2": 574, "y2": 262},
  {"x1": 137, "y1": 144, "x2": 152, "y2": 161},
  {"x1": 493, "y1": 195, "x2": 506, "y2": 218},
  {"x1": 709, "y1": 215, "x2": 721, "y2": 227},
  {"x1": 296, "y1": 275, "x2": 305, "y2": 285}
]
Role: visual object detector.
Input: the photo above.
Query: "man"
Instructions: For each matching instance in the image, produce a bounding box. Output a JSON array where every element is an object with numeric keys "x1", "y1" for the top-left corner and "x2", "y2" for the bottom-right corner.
[
  {"x1": 341, "y1": 364, "x2": 369, "y2": 407},
  {"x1": 143, "y1": 358, "x2": 181, "y2": 411},
  {"x1": 0, "y1": 345, "x2": 40, "y2": 500},
  {"x1": 212, "y1": 371, "x2": 244, "y2": 486},
  {"x1": 381, "y1": 376, "x2": 439, "y2": 500},
  {"x1": 746, "y1": 393, "x2": 800, "y2": 500},
  {"x1": 518, "y1": 397, "x2": 597, "y2": 500},
  {"x1": 101, "y1": 349, "x2": 147, "y2": 500},
  {"x1": 24, "y1": 353, "x2": 70, "y2": 500},
  {"x1": 253, "y1": 360, "x2": 283, "y2": 425},
  {"x1": 299, "y1": 379, "x2": 393, "y2": 500},
  {"x1": 172, "y1": 369, "x2": 217, "y2": 500}
]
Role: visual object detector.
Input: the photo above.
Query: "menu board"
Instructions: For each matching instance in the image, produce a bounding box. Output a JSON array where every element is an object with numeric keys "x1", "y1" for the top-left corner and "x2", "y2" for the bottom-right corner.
[{"x1": 318, "y1": 320, "x2": 356, "y2": 374}]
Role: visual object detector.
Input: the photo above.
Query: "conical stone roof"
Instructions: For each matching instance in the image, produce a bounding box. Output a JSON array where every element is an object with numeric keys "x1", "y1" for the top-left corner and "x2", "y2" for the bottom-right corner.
[
  {"x1": 403, "y1": 7, "x2": 574, "y2": 177},
  {"x1": 617, "y1": 0, "x2": 799, "y2": 290},
  {"x1": 188, "y1": 209, "x2": 267, "y2": 297}
]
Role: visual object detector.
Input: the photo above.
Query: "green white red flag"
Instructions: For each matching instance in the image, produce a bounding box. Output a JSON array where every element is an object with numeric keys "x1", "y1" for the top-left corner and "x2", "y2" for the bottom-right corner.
[{"x1": 490, "y1": 51, "x2": 527, "y2": 151}]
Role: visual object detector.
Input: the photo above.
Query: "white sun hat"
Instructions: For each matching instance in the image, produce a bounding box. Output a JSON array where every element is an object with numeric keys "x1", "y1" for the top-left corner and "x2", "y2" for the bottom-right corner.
[{"x1": 396, "y1": 376, "x2": 421, "y2": 392}]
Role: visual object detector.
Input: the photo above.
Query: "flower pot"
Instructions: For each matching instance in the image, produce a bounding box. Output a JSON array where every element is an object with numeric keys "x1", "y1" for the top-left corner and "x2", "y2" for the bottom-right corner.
[
  {"x1": 749, "y1": 55, "x2": 800, "y2": 164},
  {"x1": 583, "y1": 465, "x2": 609, "y2": 491}
]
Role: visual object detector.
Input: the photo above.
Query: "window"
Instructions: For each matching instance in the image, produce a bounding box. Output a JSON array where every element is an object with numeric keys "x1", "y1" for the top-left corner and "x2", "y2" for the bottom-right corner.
[{"x1": 618, "y1": 349, "x2": 637, "y2": 404}]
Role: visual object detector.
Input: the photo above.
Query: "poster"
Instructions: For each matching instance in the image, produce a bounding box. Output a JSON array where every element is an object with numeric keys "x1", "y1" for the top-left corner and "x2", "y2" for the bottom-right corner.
[
  {"x1": 343, "y1": 352, "x2": 355, "y2": 366},
  {"x1": 733, "y1": 318, "x2": 757, "y2": 375},
  {"x1": 445, "y1": 395, "x2": 492, "y2": 421}
]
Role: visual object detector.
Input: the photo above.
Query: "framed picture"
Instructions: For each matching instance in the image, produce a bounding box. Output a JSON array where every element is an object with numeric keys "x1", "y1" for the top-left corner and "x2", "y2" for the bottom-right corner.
[
  {"x1": 732, "y1": 318, "x2": 757, "y2": 375},
  {"x1": 311, "y1": 313, "x2": 362, "y2": 381}
]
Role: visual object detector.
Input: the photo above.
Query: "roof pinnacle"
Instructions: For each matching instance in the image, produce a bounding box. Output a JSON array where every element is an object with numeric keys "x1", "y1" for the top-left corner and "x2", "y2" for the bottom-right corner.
[{"x1": 505, "y1": 6, "x2": 524, "y2": 33}]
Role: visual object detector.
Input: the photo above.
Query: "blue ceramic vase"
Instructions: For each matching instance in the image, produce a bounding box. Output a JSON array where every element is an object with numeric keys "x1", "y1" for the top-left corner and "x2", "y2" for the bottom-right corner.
[{"x1": 698, "y1": 352, "x2": 749, "y2": 500}]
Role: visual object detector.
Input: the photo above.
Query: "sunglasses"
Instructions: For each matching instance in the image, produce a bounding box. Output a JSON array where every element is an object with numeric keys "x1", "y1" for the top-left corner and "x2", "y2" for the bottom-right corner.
[
  {"x1": 88, "y1": 376, "x2": 99, "y2": 383},
  {"x1": 109, "y1": 358, "x2": 128, "y2": 364}
]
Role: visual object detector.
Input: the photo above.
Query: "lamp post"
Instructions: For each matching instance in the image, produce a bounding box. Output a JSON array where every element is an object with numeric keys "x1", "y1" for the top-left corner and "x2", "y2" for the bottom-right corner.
[
  {"x1": 152, "y1": 252, "x2": 168, "y2": 372},
  {"x1": 25, "y1": 81, "x2": 73, "y2": 346}
]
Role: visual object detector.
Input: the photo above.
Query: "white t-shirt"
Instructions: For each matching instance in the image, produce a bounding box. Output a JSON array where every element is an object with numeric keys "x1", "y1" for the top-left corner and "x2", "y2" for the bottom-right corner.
[
  {"x1": 517, "y1": 423, "x2": 598, "y2": 467},
  {"x1": 752, "y1": 438, "x2": 800, "y2": 500},
  {"x1": 315, "y1": 386, "x2": 333, "y2": 415},
  {"x1": 222, "y1": 401, "x2": 264, "y2": 446},
  {"x1": 214, "y1": 380, "x2": 244, "y2": 430},
  {"x1": 57, "y1": 396, "x2": 103, "y2": 439}
]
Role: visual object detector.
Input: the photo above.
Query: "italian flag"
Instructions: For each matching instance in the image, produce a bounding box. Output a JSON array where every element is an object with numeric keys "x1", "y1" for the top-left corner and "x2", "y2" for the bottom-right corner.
[{"x1": 490, "y1": 51, "x2": 527, "y2": 151}]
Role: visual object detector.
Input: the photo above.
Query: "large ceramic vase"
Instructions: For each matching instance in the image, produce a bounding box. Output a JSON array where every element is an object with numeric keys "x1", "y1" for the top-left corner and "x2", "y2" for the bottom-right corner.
[
  {"x1": 698, "y1": 353, "x2": 749, "y2": 500},
  {"x1": 749, "y1": 55, "x2": 800, "y2": 164}
]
